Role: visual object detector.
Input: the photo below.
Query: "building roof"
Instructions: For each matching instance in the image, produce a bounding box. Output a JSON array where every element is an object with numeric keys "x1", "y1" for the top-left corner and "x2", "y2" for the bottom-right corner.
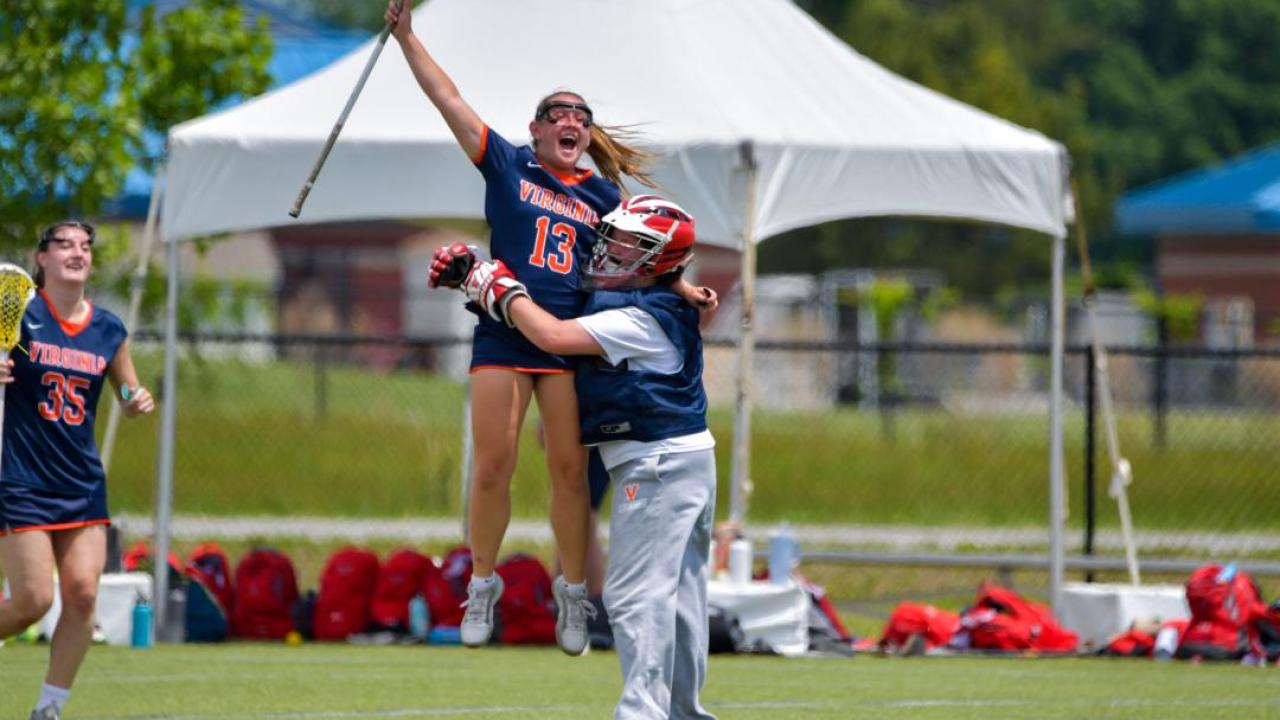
[{"x1": 1115, "y1": 143, "x2": 1280, "y2": 236}]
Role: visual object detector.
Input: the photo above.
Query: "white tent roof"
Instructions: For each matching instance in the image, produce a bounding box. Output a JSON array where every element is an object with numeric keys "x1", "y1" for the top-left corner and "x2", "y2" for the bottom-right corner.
[{"x1": 165, "y1": 0, "x2": 1072, "y2": 244}]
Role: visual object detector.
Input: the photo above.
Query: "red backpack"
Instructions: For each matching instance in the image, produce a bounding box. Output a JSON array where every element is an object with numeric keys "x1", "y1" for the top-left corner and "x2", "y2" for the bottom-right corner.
[
  {"x1": 424, "y1": 546, "x2": 473, "y2": 628},
  {"x1": 1179, "y1": 564, "x2": 1267, "y2": 660},
  {"x1": 370, "y1": 549, "x2": 435, "y2": 632},
  {"x1": 313, "y1": 547, "x2": 382, "y2": 641},
  {"x1": 494, "y1": 553, "x2": 557, "y2": 645},
  {"x1": 959, "y1": 582, "x2": 1078, "y2": 653},
  {"x1": 232, "y1": 548, "x2": 300, "y2": 639}
]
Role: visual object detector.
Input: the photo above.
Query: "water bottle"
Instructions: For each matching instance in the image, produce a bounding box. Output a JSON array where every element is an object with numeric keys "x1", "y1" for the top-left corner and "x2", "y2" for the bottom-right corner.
[
  {"x1": 768, "y1": 524, "x2": 797, "y2": 585},
  {"x1": 1215, "y1": 562, "x2": 1238, "y2": 584},
  {"x1": 131, "y1": 593, "x2": 153, "y2": 649},
  {"x1": 408, "y1": 593, "x2": 430, "y2": 642},
  {"x1": 1153, "y1": 626, "x2": 1177, "y2": 662},
  {"x1": 728, "y1": 539, "x2": 752, "y2": 584}
]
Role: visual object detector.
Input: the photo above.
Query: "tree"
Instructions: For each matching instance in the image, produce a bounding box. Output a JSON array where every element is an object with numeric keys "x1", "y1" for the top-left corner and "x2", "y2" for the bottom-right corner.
[{"x1": 0, "y1": 0, "x2": 272, "y2": 255}]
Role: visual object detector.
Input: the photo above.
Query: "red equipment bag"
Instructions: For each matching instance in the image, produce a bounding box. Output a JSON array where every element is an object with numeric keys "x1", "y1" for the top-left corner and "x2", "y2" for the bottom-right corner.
[
  {"x1": 370, "y1": 549, "x2": 435, "y2": 632},
  {"x1": 1179, "y1": 564, "x2": 1267, "y2": 660},
  {"x1": 494, "y1": 553, "x2": 557, "y2": 645},
  {"x1": 879, "y1": 602, "x2": 961, "y2": 652},
  {"x1": 232, "y1": 548, "x2": 300, "y2": 639},
  {"x1": 313, "y1": 547, "x2": 381, "y2": 641},
  {"x1": 424, "y1": 545, "x2": 473, "y2": 628},
  {"x1": 959, "y1": 582, "x2": 1078, "y2": 653}
]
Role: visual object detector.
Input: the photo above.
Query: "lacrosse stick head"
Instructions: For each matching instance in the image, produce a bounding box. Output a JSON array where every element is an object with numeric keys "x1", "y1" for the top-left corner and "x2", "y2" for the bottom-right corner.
[{"x1": 0, "y1": 263, "x2": 36, "y2": 353}]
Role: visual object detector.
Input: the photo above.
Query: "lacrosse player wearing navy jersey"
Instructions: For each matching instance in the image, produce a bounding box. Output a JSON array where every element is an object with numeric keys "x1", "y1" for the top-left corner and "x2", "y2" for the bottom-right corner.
[
  {"x1": 0, "y1": 221, "x2": 155, "y2": 720},
  {"x1": 453, "y1": 196, "x2": 716, "y2": 720},
  {"x1": 386, "y1": 1, "x2": 714, "y2": 655}
]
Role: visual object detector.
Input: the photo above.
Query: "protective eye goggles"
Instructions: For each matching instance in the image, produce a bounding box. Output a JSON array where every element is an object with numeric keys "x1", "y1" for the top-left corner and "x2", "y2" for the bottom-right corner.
[
  {"x1": 536, "y1": 101, "x2": 593, "y2": 127},
  {"x1": 38, "y1": 220, "x2": 96, "y2": 249}
]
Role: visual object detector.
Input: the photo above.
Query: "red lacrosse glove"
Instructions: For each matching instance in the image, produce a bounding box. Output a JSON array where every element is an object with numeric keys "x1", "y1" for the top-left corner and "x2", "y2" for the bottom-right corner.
[
  {"x1": 462, "y1": 260, "x2": 529, "y2": 326},
  {"x1": 428, "y1": 242, "x2": 478, "y2": 289}
]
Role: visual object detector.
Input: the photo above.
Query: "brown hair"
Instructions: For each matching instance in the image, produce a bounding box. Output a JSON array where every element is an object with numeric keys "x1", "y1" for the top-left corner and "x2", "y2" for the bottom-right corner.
[
  {"x1": 535, "y1": 90, "x2": 658, "y2": 190},
  {"x1": 34, "y1": 219, "x2": 95, "y2": 288}
]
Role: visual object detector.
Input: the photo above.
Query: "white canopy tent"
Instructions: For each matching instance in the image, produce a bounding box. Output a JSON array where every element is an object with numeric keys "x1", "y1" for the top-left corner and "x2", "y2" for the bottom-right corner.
[{"x1": 152, "y1": 0, "x2": 1074, "y2": 625}]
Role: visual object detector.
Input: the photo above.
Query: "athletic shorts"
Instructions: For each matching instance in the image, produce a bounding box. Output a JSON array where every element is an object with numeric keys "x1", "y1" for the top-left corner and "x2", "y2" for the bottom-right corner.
[
  {"x1": 0, "y1": 481, "x2": 110, "y2": 535},
  {"x1": 469, "y1": 319, "x2": 573, "y2": 373},
  {"x1": 588, "y1": 448, "x2": 610, "y2": 511}
]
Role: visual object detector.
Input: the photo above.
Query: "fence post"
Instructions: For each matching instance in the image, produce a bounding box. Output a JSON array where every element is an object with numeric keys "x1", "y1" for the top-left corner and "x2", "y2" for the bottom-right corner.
[
  {"x1": 1153, "y1": 317, "x2": 1169, "y2": 447},
  {"x1": 314, "y1": 342, "x2": 329, "y2": 418},
  {"x1": 1084, "y1": 343, "x2": 1096, "y2": 583}
]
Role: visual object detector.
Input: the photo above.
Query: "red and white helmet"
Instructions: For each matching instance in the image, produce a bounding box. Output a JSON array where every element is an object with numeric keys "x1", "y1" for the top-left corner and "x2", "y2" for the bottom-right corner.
[{"x1": 583, "y1": 194, "x2": 695, "y2": 290}]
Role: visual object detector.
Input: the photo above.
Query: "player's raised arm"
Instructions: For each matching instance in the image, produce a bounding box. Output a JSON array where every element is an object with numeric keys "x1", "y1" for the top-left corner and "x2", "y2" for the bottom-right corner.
[{"x1": 386, "y1": 0, "x2": 484, "y2": 161}]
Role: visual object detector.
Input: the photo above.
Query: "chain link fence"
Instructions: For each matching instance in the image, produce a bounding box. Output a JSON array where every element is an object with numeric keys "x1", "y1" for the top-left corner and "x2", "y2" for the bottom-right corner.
[{"x1": 107, "y1": 331, "x2": 1280, "y2": 577}]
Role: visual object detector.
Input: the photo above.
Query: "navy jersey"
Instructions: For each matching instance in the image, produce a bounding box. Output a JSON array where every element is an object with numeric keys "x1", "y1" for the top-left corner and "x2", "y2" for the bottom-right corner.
[
  {"x1": 471, "y1": 126, "x2": 620, "y2": 369},
  {"x1": 2, "y1": 292, "x2": 127, "y2": 496},
  {"x1": 575, "y1": 288, "x2": 708, "y2": 445}
]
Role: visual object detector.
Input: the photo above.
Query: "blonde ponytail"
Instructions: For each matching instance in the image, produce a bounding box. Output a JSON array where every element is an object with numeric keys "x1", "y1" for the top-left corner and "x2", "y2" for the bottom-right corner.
[{"x1": 587, "y1": 123, "x2": 658, "y2": 191}]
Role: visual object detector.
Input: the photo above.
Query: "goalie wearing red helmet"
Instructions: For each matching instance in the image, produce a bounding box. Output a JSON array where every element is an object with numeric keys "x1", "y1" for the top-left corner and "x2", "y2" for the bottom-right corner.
[{"x1": 444, "y1": 195, "x2": 716, "y2": 720}]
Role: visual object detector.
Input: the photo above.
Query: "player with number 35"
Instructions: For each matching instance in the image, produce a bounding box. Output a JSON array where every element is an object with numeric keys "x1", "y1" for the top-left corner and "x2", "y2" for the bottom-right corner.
[
  {"x1": 0, "y1": 220, "x2": 156, "y2": 720},
  {"x1": 386, "y1": 1, "x2": 715, "y2": 656}
]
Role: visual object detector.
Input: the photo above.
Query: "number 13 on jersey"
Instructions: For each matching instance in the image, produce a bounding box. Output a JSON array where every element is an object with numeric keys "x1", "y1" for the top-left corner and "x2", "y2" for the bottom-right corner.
[{"x1": 528, "y1": 216, "x2": 576, "y2": 274}]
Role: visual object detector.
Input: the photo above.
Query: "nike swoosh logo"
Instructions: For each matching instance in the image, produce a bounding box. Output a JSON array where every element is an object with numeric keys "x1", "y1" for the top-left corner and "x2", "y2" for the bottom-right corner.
[
  {"x1": 526, "y1": 161, "x2": 543, "y2": 169},
  {"x1": 26, "y1": 322, "x2": 43, "y2": 330}
]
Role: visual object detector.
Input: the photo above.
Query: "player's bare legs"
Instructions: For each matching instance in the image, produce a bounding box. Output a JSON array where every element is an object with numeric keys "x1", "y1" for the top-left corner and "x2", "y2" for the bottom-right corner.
[
  {"x1": 0, "y1": 531, "x2": 57, "y2": 637},
  {"x1": 46, "y1": 526, "x2": 105, "y2": 688},
  {"x1": 467, "y1": 368, "x2": 535, "y2": 577},
  {"x1": 534, "y1": 372, "x2": 594, "y2": 654},
  {"x1": 534, "y1": 373, "x2": 589, "y2": 586}
]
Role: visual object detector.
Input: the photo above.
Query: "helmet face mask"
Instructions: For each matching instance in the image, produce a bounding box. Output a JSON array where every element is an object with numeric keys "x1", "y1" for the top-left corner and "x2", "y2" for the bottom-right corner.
[{"x1": 583, "y1": 195, "x2": 695, "y2": 291}]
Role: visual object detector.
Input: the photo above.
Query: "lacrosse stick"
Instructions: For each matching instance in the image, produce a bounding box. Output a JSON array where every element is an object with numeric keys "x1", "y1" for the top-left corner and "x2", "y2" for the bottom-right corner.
[
  {"x1": 1072, "y1": 181, "x2": 1140, "y2": 585},
  {"x1": 0, "y1": 264, "x2": 36, "y2": 475},
  {"x1": 289, "y1": 0, "x2": 406, "y2": 218}
]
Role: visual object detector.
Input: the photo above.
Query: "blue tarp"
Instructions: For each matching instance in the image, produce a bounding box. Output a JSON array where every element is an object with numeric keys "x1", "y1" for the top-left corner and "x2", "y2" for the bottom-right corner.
[
  {"x1": 1114, "y1": 143, "x2": 1280, "y2": 236},
  {"x1": 105, "y1": 1, "x2": 366, "y2": 218}
]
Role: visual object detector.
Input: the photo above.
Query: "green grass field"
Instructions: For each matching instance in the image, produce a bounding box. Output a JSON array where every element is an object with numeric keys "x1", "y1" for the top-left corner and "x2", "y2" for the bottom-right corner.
[
  {"x1": 2, "y1": 643, "x2": 1278, "y2": 719},
  {"x1": 99, "y1": 352, "x2": 1280, "y2": 533}
]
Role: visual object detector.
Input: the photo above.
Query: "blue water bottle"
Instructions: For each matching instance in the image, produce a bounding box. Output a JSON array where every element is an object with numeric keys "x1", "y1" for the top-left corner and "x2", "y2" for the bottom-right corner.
[
  {"x1": 408, "y1": 593, "x2": 430, "y2": 642},
  {"x1": 768, "y1": 524, "x2": 797, "y2": 585},
  {"x1": 131, "y1": 593, "x2": 153, "y2": 649}
]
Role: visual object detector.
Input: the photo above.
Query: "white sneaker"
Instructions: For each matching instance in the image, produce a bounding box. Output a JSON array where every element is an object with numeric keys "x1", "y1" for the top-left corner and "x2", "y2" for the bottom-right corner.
[
  {"x1": 30, "y1": 706, "x2": 61, "y2": 720},
  {"x1": 553, "y1": 576, "x2": 596, "y2": 656},
  {"x1": 460, "y1": 575, "x2": 504, "y2": 647}
]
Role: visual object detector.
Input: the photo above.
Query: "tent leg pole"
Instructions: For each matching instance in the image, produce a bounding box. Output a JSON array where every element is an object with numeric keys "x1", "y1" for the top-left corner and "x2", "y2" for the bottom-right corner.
[
  {"x1": 1048, "y1": 232, "x2": 1066, "y2": 613},
  {"x1": 153, "y1": 233, "x2": 181, "y2": 639},
  {"x1": 729, "y1": 142, "x2": 758, "y2": 527},
  {"x1": 103, "y1": 163, "x2": 164, "y2": 473}
]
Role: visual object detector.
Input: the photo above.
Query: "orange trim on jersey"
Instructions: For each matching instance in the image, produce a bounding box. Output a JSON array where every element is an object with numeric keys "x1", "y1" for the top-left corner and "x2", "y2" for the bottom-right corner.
[
  {"x1": 471, "y1": 125, "x2": 490, "y2": 165},
  {"x1": 39, "y1": 289, "x2": 93, "y2": 337},
  {"x1": 0, "y1": 518, "x2": 110, "y2": 537},
  {"x1": 547, "y1": 165, "x2": 594, "y2": 187},
  {"x1": 470, "y1": 364, "x2": 573, "y2": 376}
]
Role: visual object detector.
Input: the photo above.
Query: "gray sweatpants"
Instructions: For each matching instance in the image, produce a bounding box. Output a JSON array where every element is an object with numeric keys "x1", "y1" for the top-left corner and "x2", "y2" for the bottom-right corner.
[{"x1": 603, "y1": 448, "x2": 717, "y2": 720}]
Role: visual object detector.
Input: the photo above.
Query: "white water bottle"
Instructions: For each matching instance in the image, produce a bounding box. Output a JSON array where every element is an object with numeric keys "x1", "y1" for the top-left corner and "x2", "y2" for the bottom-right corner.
[
  {"x1": 1153, "y1": 626, "x2": 1177, "y2": 661},
  {"x1": 728, "y1": 539, "x2": 753, "y2": 584}
]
